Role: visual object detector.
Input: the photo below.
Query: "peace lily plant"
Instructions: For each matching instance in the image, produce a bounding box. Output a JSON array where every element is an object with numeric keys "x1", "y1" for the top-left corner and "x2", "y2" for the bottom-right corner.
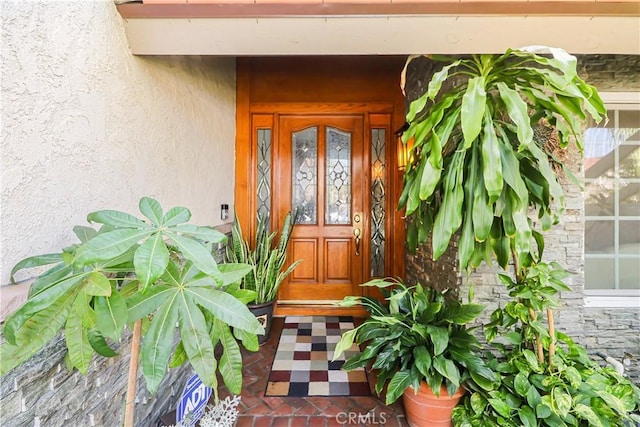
[{"x1": 0, "y1": 197, "x2": 263, "y2": 426}]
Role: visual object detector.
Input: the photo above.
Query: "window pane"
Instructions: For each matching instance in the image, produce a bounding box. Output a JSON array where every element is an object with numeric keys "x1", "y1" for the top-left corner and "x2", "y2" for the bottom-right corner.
[
  {"x1": 325, "y1": 127, "x2": 351, "y2": 225},
  {"x1": 371, "y1": 128, "x2": 386, "y2": 277},
  {"x1": 619, "y1": 144, "x2": 640, "y2": 179},
  {"x1": 619, "y1": 220, "x2": 640, "y2": 254},
  {"x1": 257, "y1": 129, "x2": 272, "y2": 224},
  {"x1": 585, "y1": 258, "x2": 615, "y2": 290},
  {"x1": 585, "y1": 111, "x2": 616, "y2": 180},
  {"x1": 585, "y1": 179, "x2": 615, "y2": 217},
  {"x1": 585, "y1": 220, "x2": 615, "y2": 254},
  {"x1": 292, "y1": 127, "x2": 318, "y2": 224},
  {"x1": 620, "y1": 259, "x2": 640, "y2": 289},
  {"x1": 620, "y1": 182, "x2": 640, "y2": 216}
]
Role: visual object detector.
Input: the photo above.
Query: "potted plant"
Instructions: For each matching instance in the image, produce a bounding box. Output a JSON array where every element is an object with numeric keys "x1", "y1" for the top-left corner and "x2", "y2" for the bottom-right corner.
[
  {"x1": 0, "y1": 197, "x2": 263, "y2": 426},
  {"x1": 397, "y1": 47, "x2": 640, "y2": 425},
  {"x1": 333, "y1": 278, "x2": 497, "y2": 427},
  {"x1": 226, "y1": 211, "x2": 302, "y2": 344}
]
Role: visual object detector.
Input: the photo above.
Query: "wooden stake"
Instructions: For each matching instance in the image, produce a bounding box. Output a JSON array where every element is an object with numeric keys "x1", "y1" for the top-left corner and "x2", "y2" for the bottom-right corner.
[
  {"x1": 124, "y1": 319, "x2": 142, "y2": 427},
  {"x1": 529, "y1": 308, "x2": 544, "y2": 363},
  {"x1": 547, "y1": 308, "x2": 556, "y2": 366}
]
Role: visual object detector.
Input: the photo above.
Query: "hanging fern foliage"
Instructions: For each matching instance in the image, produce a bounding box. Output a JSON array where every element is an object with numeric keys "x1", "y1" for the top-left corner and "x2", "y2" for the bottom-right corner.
[{"x1": 398, "y1": 47, "x2": 606, "y2": 271}]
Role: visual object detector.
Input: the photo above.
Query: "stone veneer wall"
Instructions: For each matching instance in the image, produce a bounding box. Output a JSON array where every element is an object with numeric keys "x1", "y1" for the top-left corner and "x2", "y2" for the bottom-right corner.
[{"x1": 404, "y1": 54, "x2": 640, "y2": 383}]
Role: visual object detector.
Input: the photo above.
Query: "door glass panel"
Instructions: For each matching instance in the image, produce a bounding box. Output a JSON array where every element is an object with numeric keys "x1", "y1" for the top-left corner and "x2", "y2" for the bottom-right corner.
[
  {"x1": 326, "y1": 127, "x2": 351, "y2": 225},
  {"x1": 292, "y1": 127, "x2": 318, "y2": 224},
  {"x1": 257, "y1": 128, "x2": 272, "y2": 225},
  {"x1": 371, "y1": 128, "x2": 386, "y2": 277}
]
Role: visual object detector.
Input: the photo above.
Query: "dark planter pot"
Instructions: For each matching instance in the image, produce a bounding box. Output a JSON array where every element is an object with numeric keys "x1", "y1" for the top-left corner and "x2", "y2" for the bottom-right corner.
[
  {"x1": 402, "y1": 383, "x2": 464, "y2": 427},
  {"x1": 248, "y1": 300, "x2": 275, "y2": 345}
]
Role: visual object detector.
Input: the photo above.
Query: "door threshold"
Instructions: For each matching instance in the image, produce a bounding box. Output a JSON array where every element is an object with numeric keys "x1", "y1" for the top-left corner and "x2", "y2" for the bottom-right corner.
[{"x1": 274, "y1": 302, "x2": 367, "y2": 317}]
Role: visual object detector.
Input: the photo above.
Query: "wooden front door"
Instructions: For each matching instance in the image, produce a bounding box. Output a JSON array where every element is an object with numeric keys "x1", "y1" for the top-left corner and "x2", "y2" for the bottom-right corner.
[
  {"x1": 235, "y1": 56, "x2": 408, "y2": 315},
  {"x1": 276, "y1": 115, "x2": 365, "y2": 302}
]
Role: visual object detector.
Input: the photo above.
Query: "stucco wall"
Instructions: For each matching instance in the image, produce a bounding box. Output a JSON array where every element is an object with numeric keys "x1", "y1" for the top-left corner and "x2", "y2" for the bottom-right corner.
[
  {"x1": 0, "y1": 1, "x2": 236, "y2": 425},
  {"x1": 403, "y1": 54, "x2": 640, "y2": 383},
  {"x1": 1, "y1": 0, "x2": 237, "y2": 286}
]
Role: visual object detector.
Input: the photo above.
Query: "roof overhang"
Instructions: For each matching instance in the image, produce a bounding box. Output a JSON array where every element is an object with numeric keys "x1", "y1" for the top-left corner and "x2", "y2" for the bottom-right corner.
[{"x1": 116, "y1": 1, "x2": 640, "y2": 55}]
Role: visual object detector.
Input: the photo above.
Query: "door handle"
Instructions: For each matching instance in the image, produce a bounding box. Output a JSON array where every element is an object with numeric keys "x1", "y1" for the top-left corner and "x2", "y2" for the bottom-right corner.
[{"x1": 353, "y1": 228, "x2": 361, "y2": 256}]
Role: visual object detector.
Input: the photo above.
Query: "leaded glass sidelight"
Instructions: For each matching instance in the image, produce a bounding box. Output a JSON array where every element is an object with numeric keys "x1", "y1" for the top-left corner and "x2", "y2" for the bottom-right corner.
[
  {"x1": 371, "y1": 129, "x2": 386, "y2": 277},
  {"x1": 292, "y1": 127, "x2": 318, "y2": 224},
  {"x1": 257, "y1": 129, "x2": 272, "y2": 225},
  {"x1": 326, "y1": 127, "x2": 352, "y2": 225}
]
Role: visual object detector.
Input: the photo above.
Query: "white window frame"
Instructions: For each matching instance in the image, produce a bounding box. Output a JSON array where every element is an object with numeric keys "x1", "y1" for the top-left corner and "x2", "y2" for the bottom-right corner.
[{"x1": 584, "y1": 92, "x2": 640, "y2": 308}]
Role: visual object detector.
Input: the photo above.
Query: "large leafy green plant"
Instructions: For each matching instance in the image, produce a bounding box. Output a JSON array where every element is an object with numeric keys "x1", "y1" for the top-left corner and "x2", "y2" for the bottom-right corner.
[
  {"x1": 1, "y1": 197, "x2": 263, "y2": 425},
  {"x1": 333, "y1": 278, "x2": 496, "y2": 405},
  {"x1": 226, "y1": 211, "x2": 301, "y2": 304},
  {"x1": 399, "y1": 47, "x2": 605, "y2": 270},
  {"x1": 452, "y1": 257, "x2": 640, "y2": 426},
  {"x1": 398, "y1": 47, "x2": 640, "y2": 426}
]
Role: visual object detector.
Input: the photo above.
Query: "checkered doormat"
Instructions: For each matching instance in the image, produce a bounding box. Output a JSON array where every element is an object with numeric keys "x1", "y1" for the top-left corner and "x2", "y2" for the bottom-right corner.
[{"x1": 265, "y1": 316, "x2": 371, "y2": 397}]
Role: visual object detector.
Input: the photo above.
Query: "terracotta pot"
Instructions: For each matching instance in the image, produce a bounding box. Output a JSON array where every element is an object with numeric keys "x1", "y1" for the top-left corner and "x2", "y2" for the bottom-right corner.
[
  {"x1": 248, "y1": 300, "x2": 275, "y2": 345},
  {"x1": 402, "y1": 382, "x2": 464, "y2": 427}
]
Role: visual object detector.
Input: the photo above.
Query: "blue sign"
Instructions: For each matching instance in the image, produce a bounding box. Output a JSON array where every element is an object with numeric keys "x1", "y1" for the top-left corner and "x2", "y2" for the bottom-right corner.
[{"x1": 176, "y1": 373, "x2": 213, "y2": 426}]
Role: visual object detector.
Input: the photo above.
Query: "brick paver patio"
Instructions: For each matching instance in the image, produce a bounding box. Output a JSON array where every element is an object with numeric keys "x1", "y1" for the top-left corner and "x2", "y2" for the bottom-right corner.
[
  {"x1": 226, "y1": 317, "x2": 408, "y2": 427},
  {"x1": 159, "y1": 317, "x2": 407, "y2": 426}
]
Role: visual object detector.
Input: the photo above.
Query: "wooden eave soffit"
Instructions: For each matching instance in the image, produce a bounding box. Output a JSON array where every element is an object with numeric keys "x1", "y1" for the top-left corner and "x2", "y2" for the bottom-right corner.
[{"x1": 114, "y1": 0, "x2": 640, "y2": 55}]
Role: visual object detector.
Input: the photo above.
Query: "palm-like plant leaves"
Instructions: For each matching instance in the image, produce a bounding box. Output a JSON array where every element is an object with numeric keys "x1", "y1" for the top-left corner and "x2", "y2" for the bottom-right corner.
[{"x1": 1, "y1": 197, "x2": 261, "y2": 398}]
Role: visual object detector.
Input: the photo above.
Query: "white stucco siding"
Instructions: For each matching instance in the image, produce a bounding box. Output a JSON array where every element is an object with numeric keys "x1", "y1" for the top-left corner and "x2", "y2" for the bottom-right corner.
[{"x1": 0, "y1": 1, "x2": 236, "y2": 285}]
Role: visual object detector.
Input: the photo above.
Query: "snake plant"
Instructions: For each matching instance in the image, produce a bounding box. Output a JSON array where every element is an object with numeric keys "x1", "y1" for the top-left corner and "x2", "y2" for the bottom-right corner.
[{"x1": 227, "y1": 211, "x2": 302, "y2": 304}]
